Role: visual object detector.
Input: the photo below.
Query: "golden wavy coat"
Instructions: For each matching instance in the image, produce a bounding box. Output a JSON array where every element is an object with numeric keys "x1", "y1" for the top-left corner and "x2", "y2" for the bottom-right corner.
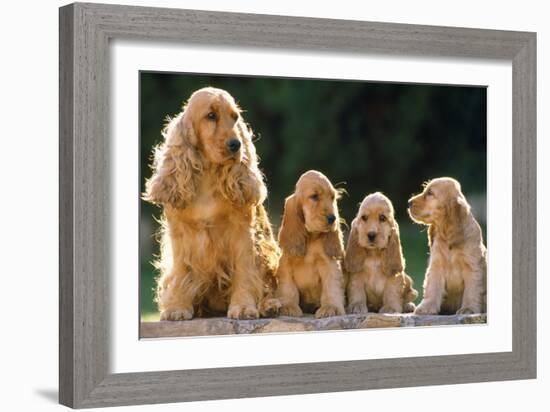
[
  {"x1": 144, "y1": 87, "x2": 280, "y2": 320},
  {"x1": 408, "y1": 177, "x2": 487, "y2": 315},
  {"x1": 345, "y1": 193, "x2": 418, "y2": 314},
  {"x1": 275, "y1": 170, "x2": 346, "y2": 318}
]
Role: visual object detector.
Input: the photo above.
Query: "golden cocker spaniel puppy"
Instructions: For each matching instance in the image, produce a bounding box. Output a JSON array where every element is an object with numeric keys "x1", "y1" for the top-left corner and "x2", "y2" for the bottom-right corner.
[
  {"x1": 275, "y1": 170, "x2": 346, "y2": 318},
  {"x1": 345, "y1": 193, "x2": 418, "y2": 314},
  {"x1": 408, "y1": 177, "x2": 487, "y2": 315},
  {"x1": 144, "y1": 87, "x2": 280, "y2": 320}
]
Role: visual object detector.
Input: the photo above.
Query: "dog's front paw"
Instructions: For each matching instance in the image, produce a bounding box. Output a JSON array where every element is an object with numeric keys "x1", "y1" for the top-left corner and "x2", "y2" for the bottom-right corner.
[
  {"x1": 315, "y1": 304, "x2": 345, "y2": 319},
  {"x1": 379, "y1": 305, "x2": 399, "y2": 314},
  {"x1": 279, "y1": 304, "x2": 303, "y2": 317},
  {"x1": 347, "y1": 302, "x2": 368, "y2": 314},
  {"x1": 403, "y1": 302, "x2": 416, "y2": 313},
  {"x1": 227, "y1": 304, "x2": 259, "y2": 320},
  {"x1": 259, "y1": 298, "x2": 282, "y2": 318},
  {"x1": 414, "y1": 301, "x2": 439, "y2": 315},
  {"x1": 160, "y1": 307, "x2": 194, "y2": 321},
  {"x1": 456, "y1": 306, "x2": 477, "y2": 315}
]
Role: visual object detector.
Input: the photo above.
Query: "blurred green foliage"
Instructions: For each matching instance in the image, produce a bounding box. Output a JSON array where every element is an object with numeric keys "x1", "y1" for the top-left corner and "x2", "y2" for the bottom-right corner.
[{"x1": 139, "y1": 72, "x2": 487, "y2": 320}]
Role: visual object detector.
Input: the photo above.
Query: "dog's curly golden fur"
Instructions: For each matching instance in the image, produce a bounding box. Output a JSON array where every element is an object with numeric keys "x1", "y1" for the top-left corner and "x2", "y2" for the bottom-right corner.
[
  {"x1": 144, "y1": 87, "x2": 280, "y2": 320},
  {"x1": 275, "y1": 170, "x2": 346, "y2": 318},
  {"x1": 408, "y1": 177, "x2": 487, "y2": 315},
  {"x1": 345, "y1": 193, "x2": 418, "y2": 314}
]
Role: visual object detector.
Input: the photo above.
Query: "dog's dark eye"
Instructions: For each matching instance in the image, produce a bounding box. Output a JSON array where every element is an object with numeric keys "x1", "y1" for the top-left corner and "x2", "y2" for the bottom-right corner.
[
  {"x1": 379, "y1": 214, "x2": 387, "y2": 222},
  {"x1": 207, "y1": 112, "x2": 217, "y2": 121},
  {"x1": 426, "y1": 189, "x2": 433, "y2": 197},
  {"x1": 310, "y1": 194, "x2": 319, "y2": 201},
  {"x1": 361, "y1": 215, "x2": 368, "y2": 222}
]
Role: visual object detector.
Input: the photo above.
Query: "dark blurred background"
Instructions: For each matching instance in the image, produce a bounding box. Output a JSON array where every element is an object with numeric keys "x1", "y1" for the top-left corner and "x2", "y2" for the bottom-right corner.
[{"x1": 140, "y1": 72, "x2": 487, "y2": 320}]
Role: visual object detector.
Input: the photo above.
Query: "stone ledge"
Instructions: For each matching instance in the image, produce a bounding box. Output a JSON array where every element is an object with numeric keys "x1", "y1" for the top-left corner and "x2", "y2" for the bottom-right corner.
[{"x1": 140, "y1": 313, "x2": 487, "y2": 338}]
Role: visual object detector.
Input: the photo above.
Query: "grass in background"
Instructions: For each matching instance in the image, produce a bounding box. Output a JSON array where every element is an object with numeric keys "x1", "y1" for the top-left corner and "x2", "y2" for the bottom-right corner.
[
  {"x1": 140, "y1": 262, "x2": 159, "y2": 321},
  {"x1": 400, "y1": 222, "x2": 430, "y2": 300}
]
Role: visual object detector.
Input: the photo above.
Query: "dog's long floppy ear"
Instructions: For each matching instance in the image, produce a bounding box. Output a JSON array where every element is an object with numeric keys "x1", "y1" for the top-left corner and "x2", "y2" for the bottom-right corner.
[
  {"x1": 236, "y1": 118, "x2": 258, "y2": 168},
  {"x1": 278, "y1": 194, "x2": 307, "y2": 257},
  {"x1": 143, "y1": 111, "x2": 202, "y2": 208},
  {"x1": 443, "y1": 195, "x2": 470, "y2": 247},
  {"x1": 323, "y1": 220, "x2": 344, "y2": 259},
  {"x1": 344, "y1": 219, "x2": 367, "y2": 273},
  {"x1": 382, "y1": 221, "x2": 405, "y2": 276},
  {"x1": 238, "y1": 119, "x2": 267, "y2": 204}
]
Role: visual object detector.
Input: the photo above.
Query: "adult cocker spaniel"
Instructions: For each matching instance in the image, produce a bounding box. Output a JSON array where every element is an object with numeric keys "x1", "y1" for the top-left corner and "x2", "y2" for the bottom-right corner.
[
  {"x1": 408, "y1": 177, "x2": 487, "y2": 315},
  {"x1": 144, "y1": 87, "x2": 280, "y2": 320},
  {"x1": 345, "y1": 193, "x2": 418, "y2": 314},
  {"x1": 275, "y1": 170, "x2": 346, "y2": 318}
]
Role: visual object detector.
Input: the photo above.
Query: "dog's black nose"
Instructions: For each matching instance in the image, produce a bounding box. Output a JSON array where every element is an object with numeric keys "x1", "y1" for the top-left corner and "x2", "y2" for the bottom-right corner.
[
  {"x1": 327, "y1": 214, "x2": 336, "y2": 225},
  {"x1": 226, "y1": 138, "x2": 241, "y2": 153},
  {"x1": 407, "y1": 199, "x2": 413, "y2": 208},
  {"x1": 368, "y1": 231, "x2": 376, "y2": 242}
]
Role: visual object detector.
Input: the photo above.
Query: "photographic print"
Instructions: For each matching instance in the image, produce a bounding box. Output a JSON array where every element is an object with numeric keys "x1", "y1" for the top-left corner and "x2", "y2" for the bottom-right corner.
[{"x1": 139, "y1": 72, "x2": 487, "y2": 338}]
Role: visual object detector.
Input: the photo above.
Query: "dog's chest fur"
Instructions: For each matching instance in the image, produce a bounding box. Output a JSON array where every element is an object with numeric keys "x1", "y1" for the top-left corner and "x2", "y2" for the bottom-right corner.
[
  {"x1": 291, "y1": 237, "x2": 330, "y2": 306},
  {"x1": 184, "y1": 174, "x2": 231, "y2": 224},
  {"x1": 430, "y1": 238, "x2": 468, "y2": 292},
  {"x1": 165, "y1": 173, "x2": 251, "y2": 281},
  {"x1": 360, "y1": 256, "x2": 386, "y2": 306}
]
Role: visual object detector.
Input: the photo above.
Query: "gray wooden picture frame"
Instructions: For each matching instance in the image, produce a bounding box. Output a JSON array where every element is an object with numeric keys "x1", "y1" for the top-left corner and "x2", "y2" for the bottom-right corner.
[{"x1": 59, "y1": 2, "x2": 536, "y2": 408}]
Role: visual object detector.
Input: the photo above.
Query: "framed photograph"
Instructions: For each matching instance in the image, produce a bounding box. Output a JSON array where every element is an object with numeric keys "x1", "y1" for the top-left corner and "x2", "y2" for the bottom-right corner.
[{"x1": 59, "y1": 2, "x2": 536, "y2": 408}]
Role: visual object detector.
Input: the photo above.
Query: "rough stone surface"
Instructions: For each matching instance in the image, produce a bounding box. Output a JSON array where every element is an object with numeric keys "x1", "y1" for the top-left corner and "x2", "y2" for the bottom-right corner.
[{"x1": 140, "y1": 313, "x2": 487, "y2": 338}]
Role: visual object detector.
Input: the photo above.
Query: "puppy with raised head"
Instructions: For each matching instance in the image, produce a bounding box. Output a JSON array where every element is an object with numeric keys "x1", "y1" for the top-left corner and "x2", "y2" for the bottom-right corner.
[
  {"x1": 144, "y1": 87, "x2": 280, "y2": 321},
  {"x1": 408, "y1": 177, "x2": 487, "y2": 315},
  {"x1": 345, "y1": 193, "x2": 418, "y2": 314},
  {"x1": 276, "y1": 170, "x2": 346, "y2": 318}
]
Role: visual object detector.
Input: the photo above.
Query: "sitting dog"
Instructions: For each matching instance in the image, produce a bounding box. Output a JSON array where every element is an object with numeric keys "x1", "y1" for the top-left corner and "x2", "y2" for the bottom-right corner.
[
  {"x1": 345, "y1": 193, "x2": 418, "y2": 314},
  {"x1": 408, "y1": 177, "x2": 487, "y2": 315},
  {"x1": 275, "y1": 170, "x2": 346, "y2": 318},
  {"x1": 143, "y1": 87, "x2": 280, "y2": 320}
]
